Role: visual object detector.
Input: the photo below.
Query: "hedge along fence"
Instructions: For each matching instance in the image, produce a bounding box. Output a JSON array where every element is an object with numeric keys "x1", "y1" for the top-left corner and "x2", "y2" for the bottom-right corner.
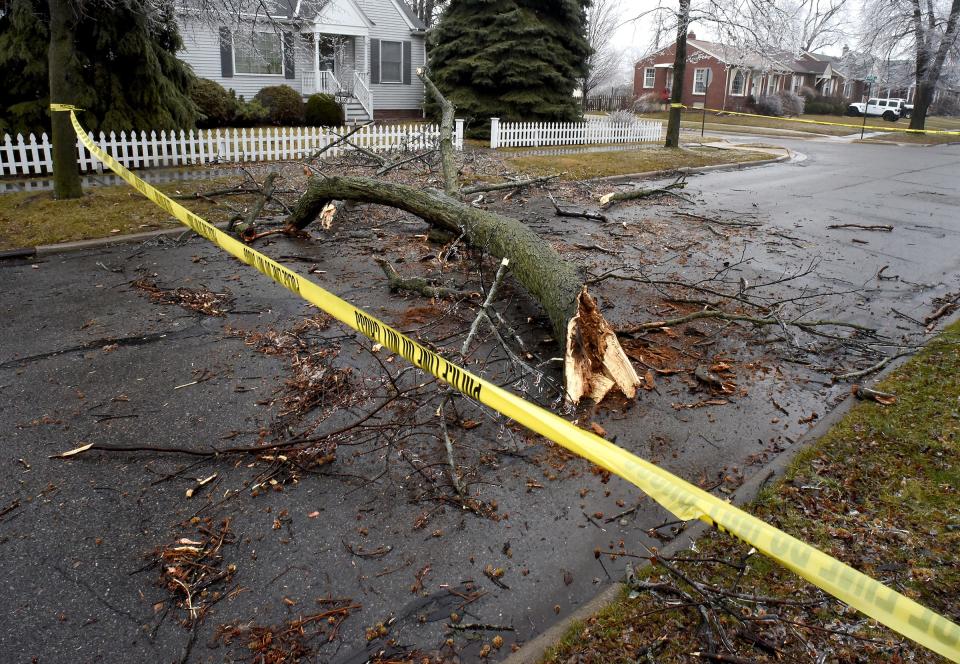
[
  {"x1": 489, "y1": 117, "x2": 663, "y2": 149},
  {"x1": 1, "y1": 121, "x2": 466, "y2": 177}
]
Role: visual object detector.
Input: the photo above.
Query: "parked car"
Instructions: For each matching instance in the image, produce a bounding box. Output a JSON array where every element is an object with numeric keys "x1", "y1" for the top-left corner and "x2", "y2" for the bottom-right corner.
[
  {"x1": 845, "y1": 98, "x2": 910, "y2": 121},
  {"x1": 888, "y1": 98, "x2": 914, "y2": 118}
]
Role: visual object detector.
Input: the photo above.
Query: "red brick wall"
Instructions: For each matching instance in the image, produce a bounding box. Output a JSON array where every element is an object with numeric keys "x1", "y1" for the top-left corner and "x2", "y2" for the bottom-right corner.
[{"x1": 634, "y1": 43, "x2": 730, "y2": 111}]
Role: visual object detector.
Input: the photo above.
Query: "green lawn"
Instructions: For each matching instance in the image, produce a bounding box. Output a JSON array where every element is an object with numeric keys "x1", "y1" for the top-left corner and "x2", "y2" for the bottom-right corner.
[
  {"x1": 541, "y1": 321, "x2": 960, "y2": 663},
  {"x1": 0, "y1": 176, "x2": 250, "y2": 250},
  {"x1": 507, "y1": 146, "x2": 774, "y2": 180},
  {"x1": 635, "y1": 110, "x2": 960, "y2": 143}
]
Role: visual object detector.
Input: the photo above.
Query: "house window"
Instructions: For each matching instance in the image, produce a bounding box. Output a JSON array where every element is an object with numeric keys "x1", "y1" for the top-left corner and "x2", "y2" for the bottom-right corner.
[
  {"x1": 643, "y1": 68, "x2": 656, "y2": 88},
  {"x1": 822, "y1": 79, "x2": 833, "y2": 95},
  {"x1": 730, "y1": 70, "x2": 746, "y2": 95},
  {"x1": 843, "y1": 80, "x2": 852, "y2": 98},
  {"x1": 380, "y1": 40, "x2": 403, "y2": 83},
  {"x1": 768, "y1": 74, "x2": 780, "y2": 94},
  {"x1": 693, "y1": 68, "x2": 709, "y2": 95},
  {"x1": 234, "y1": 31, "x2": 283, "y2": 75},
  {"x1": 791, "y1": 75, "x2": 802, "y2": 93}
]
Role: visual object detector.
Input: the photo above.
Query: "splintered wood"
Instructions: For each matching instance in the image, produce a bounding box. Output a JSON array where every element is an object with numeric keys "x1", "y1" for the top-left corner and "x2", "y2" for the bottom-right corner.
[{"x1": 565, "y1": 289, "x2": 641, "y2": 404}]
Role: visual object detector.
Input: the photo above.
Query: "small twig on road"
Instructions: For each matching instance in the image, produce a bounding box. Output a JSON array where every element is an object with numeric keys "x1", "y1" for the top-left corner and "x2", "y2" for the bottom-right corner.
[{"x1": 827, "y1": 223, "x2": 893, "y2": 232}]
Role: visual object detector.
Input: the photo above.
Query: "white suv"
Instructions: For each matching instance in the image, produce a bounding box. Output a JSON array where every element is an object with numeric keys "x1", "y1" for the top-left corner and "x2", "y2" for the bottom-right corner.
[{"x1": 846, "y1": 98, "x2": 908, "y2": 121}]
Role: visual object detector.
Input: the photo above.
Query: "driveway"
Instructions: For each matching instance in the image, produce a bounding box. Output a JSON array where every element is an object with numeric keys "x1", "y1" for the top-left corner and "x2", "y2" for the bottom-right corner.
[{"x1": 1, "y1": 140, "x2": 958, "y2": 662}]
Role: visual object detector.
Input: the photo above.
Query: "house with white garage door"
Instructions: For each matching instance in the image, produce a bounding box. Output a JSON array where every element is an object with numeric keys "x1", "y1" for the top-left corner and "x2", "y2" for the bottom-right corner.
[{"x1": 177, "y1": 0, "x2": 427, "y2": 122}]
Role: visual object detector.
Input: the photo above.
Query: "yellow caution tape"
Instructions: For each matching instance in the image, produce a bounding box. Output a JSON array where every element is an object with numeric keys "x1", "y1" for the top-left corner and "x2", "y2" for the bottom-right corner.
[
  {"x1": 55, "y1": 106, "x2": 960, "y2": 661},
  {"x1": 678, "y1": 104, "x2": 960, "y2": 135},
  {"x1": 49, "y1": 103, "x2": 85, "y2": 112},
  {"x1": 669, "y1": 102, "x2": 685, "y2": 108}
]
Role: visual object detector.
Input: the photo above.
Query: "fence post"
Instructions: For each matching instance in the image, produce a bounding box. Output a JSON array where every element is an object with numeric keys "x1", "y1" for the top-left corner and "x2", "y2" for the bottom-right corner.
[
  {"x1": 454, "y1": 118, "x2": 464, "y2": 150},
  {"x1": 490, "y1": 117, "x2": 500, "y2": 149}
]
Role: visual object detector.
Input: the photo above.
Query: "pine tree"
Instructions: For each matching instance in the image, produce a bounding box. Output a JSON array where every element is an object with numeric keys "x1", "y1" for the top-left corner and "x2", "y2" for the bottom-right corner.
[
  {"x1": 0, "y1": 0, "x2": 197, "y2": 136},
  {"x1": 428, "y1": 0, "x2": 591, "y2": 134}
]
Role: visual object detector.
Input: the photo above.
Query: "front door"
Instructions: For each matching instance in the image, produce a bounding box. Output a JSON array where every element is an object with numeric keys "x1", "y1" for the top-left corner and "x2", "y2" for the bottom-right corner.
[{"x1": 319, "y1": 39, "x2": 336, "y2": 74}]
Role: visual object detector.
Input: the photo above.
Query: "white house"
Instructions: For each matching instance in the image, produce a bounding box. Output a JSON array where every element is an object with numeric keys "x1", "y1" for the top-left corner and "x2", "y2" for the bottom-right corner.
[{"x1": 177, "y1": 0, "x2": 428, "y2": 123}]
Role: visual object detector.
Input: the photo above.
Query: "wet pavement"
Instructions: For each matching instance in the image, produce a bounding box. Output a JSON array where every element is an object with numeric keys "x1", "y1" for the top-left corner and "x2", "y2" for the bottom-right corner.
[{"x1": 1, "y1": 138, "x2": 959, "y2": 662}]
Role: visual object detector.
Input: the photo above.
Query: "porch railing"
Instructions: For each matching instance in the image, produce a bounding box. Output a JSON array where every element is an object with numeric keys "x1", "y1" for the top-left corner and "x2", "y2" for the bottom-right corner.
[
  {"x1": 301, "y1": 70, "x2": 341, "y2": 96},
  {"x1": 353, "y1": 71, "x2": 373, "y2": 118}
]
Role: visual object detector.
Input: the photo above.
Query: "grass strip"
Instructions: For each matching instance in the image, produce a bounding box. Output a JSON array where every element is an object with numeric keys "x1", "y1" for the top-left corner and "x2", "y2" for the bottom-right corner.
[
  {"x1": 507, "y1": 147, "x2": 772, "y2": 180},
  {"x1": 0, "y1": 175, "x2": 249, "y2": 250},
  {"x1": 542, "y1": 321, "x2": 960, "y2": 663}
]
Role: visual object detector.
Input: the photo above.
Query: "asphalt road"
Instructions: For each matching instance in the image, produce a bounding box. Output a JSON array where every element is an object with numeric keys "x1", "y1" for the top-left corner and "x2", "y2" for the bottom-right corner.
[{"x1": 1, "y1": 138, "x2": 958, "y2": 663}]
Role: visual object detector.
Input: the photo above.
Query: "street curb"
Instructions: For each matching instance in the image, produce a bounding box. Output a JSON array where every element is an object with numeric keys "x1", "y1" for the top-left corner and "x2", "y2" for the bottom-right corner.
[
  {"x1": 1, "y1": 153, "x2": 789, "y2": 262},
  {"x1": 1, "y1": 222, "x2": 231, "y2": 261},
  {"x1": 501, "y1": 347, "x2": 919, "y2": 664},
  {"x1": 585, "y1": 152, "x2": 790, "y2": 185}
]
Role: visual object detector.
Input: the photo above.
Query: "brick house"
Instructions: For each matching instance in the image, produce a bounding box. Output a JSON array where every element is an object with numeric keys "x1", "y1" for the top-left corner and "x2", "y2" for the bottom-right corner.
[{"x1": 633, "y1": 32, "x2": 854, "y2": 112}]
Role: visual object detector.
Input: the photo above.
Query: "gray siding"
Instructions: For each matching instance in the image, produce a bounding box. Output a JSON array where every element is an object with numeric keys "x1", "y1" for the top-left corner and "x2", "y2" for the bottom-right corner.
[
  {"x1": 178, "y1": 0, "x2": 425, "y2": 112},
  {"x1": 178, "y1": 19, "x2": 312, "y2": 100},
  {"x1": 354, "y1": 0, "x2": 426, "y2": 111}
]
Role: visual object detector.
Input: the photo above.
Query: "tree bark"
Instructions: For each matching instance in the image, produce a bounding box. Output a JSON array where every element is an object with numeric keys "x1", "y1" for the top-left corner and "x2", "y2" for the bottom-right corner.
[
  {"x1": 909, "y1": 0, "x2": 960, "y2": 130},
  {"x1": 664, "y1": 0, "x2": 691, "y2": 148},
  {"x1": 285, "y1": 175, "x2": 640, "y2": 403},
  {"x1": 417, "y1": 69, "x2": 458, "y2": 197},
  {"x1": 47, "y1": 0, "x2": 83, "y2": 200}
]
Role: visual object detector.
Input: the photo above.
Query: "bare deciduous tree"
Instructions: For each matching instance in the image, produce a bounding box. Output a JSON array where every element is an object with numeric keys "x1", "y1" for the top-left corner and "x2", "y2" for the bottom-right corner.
[
  {"x1": 406, "y1": 0, "x2": 447, "y2": 28},
  {"x1": 861, "y1": 0, "x2": 960, "y2": 129},
  {"x1": 793, "y1": 0, "x2": 851, "y2": 51},
  {"x1": 582, "y1": 0, "x2": 624, "y2": 105}
]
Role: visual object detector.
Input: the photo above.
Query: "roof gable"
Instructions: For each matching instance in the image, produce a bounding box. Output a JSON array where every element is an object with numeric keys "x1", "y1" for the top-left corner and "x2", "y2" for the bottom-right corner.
[{"x1": 312, "y1": 0, "x2": 373, "y2": 33}]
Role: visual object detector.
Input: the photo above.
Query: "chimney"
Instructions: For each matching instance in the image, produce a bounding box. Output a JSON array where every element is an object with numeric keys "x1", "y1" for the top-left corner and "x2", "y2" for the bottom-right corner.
[
  {"x1": 687, "y1": 31, "x2": 696, "y2": 40},
  {"x1": 842, "y1": 45, "x2": 849, "y2": 56}
]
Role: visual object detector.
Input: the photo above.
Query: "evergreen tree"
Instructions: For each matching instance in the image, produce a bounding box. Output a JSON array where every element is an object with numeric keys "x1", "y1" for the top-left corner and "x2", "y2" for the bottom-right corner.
[
  {"x1": 428, "y1": 0, "x2": 591, "y2": 133},
  {"x1": 0, "y1": 0, "x2": 197, "y2": 135}
]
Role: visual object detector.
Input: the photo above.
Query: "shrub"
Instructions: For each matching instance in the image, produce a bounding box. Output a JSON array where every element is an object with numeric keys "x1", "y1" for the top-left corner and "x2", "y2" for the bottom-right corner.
[
  {"x1": 754, "y1": 95, "x2": 784, "y2": 116},
  {"x1": 798, "y1": 87, "x2": 845, "y2": 115},
  {"x1": 254, "y1": 85, "x2": 305, "y2": 125},
  {"x1": 305, "y1": 93, "x2": 344, "y2": 126},
  {"x1": 606, "y1": 109, "x2": 637, "y2": 124},
  {"x1": 777, "y1": 90, "x2": 805, "y2": 116},
  {"x1": 803, "y1": 96, "x2": 846, "y2": 115},
  {"x1": 233, "y1": 97, "x2": 270, "y2": 126},
  {"x1": 633, "y1": 92, "x2": 661, "y2": 114},
  {"x1": 190, "y1": 79, "x2": 236, "y2": 128}
]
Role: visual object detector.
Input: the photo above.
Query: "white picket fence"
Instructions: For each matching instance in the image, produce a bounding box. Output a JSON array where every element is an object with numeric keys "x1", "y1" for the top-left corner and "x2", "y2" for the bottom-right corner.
[
  {"x1": 0, "y1": 120, "x2": 465, "y2": 177},
  {"x1": 489, "y1": 117, "x2": 663, "y2": 149}
]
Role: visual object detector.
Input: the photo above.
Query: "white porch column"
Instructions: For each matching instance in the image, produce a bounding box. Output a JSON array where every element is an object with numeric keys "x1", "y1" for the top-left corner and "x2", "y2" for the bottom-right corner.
[{"x1": 313, "y1": 31, "x2": 320, "y2": 93}]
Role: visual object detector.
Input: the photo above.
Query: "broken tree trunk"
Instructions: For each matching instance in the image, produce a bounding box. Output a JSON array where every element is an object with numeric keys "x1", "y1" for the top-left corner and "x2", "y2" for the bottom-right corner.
[
  {"x1": 417, "y1": 68, "x2": 458, "y2": 196},
  {"x1": 286, "y1": 175, "x2": 640, "y2": 403}
]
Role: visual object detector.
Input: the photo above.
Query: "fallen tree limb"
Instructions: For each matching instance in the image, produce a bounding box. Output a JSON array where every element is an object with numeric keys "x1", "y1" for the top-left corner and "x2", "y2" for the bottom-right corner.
[
  {"x1": 460, "y1": 174, "x2": 559, "y2": 196},
  {"x1": 599, "y1": 179, "x2": 687, "y2": 209},
  {"x1": 376, "y1": 149, "x2": 438, "y2": 176},
  {"x1": 548, "y1": 193, "x2": 608, "y2": 222},
  {"x1": 417, "y1": 68, "x2": 458, "y2": 196},
  {"x1": 834, "y1": 351, "x2": 913, "y2": 381},
  {"x1": 827, "y1": 223, "x2": 893, "y2": 232},
  {"x1": 924, "y1": 302, "x2": 958, "y2": 329},
  {"x1": 286, "y1": 175, "x2": 640, "y2": 403},
  {"x1": 618, "y1": 309, "x2": 875, "y2": 335},
  {"x1": 673, "y1": 211, "x2": 761, "y2": 228},
  {"x1": 374, "y1": 257, "x2": 473, "y2": 300},
  {"x1": 305, "y1": 121, "x2": 374, "y2": 163},
  {"x1": 237, "y1": 172, "x2": 279, "y2": 241}
]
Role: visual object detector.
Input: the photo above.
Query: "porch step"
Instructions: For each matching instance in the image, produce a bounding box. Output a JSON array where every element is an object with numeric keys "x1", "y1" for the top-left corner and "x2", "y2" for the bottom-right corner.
[{"x1": 341, "y1": 98, "x2": 372, "y2": 124}]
